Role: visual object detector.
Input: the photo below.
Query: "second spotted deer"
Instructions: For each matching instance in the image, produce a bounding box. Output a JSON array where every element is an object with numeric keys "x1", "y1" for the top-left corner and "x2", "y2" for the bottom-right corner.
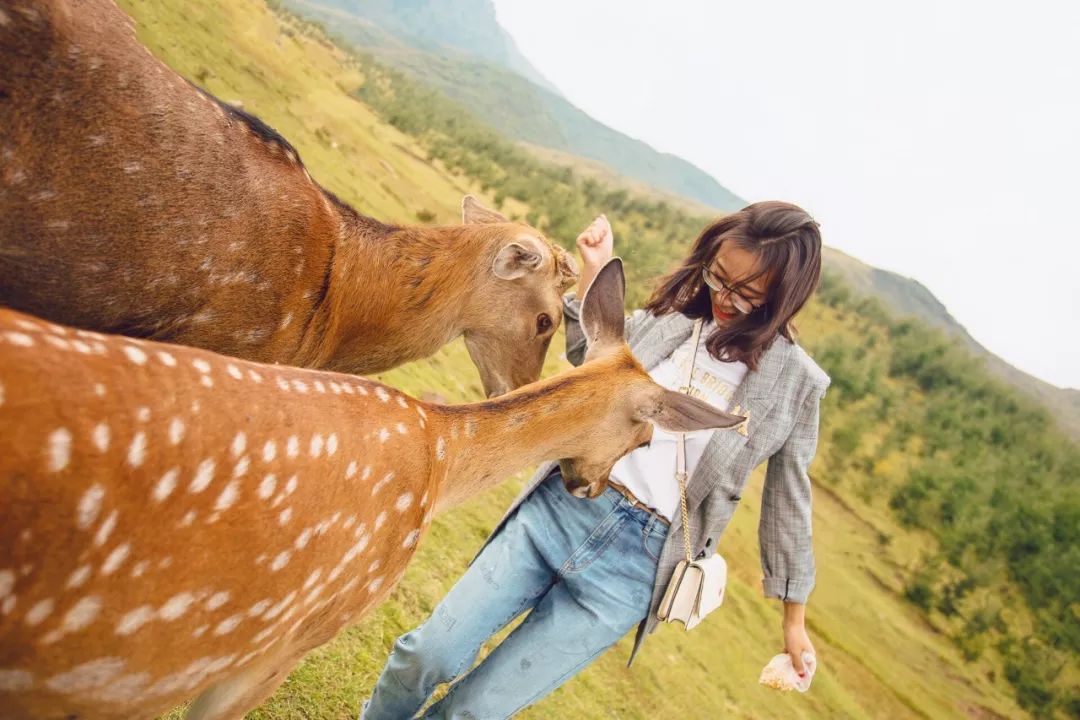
[{"x1": 0, "y1": 260, "x2": 743, "y2": 719}]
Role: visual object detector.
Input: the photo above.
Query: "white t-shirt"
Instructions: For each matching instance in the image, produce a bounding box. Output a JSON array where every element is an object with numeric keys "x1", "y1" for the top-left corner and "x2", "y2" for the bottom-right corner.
[{"x1": 609, "y1": 322, "x2": 748, "y2": 521}]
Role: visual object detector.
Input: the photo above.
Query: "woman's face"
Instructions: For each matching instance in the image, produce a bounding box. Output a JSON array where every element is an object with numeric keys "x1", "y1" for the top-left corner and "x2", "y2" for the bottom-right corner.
[{"x1": 706, "y1": 241, "x2": 769, "y2": 326}]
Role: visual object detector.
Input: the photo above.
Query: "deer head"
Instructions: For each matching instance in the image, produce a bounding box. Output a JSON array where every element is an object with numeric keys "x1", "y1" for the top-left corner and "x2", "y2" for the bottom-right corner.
[
  {"x1": 554, "y1": 259, "x2": 745, "y2": 498},
  {"x1": 458, "y1": 196, "x2": 578, "y2": 397}
]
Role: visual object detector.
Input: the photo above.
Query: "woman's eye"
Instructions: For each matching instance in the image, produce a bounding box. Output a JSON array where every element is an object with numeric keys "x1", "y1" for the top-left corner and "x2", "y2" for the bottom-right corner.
[{"x1": 536, "y1": 314, "x2": 553, "y2": 334}]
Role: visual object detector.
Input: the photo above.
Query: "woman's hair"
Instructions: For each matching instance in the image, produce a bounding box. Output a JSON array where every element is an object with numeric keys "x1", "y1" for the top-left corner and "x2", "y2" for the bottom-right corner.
[{"x1": 644, "y1": 201, "x2": 822, "y2": 370}]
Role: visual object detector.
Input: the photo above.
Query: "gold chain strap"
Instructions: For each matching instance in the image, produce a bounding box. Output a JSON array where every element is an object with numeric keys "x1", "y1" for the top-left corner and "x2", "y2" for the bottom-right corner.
[{"x1": 677, "y1": 319, "x2": 703, "y2": 563}]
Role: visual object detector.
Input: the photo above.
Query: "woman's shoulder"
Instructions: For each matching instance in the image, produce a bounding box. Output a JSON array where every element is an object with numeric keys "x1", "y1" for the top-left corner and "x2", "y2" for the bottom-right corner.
[{"x1": 773, "y1": 335, "x2": 831, "y2": 396}]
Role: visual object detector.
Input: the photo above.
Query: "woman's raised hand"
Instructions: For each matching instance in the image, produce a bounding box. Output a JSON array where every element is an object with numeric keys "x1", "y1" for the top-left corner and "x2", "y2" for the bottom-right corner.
[{"x1": 575, "y1": 214, "x2": 614, "y2": 298}]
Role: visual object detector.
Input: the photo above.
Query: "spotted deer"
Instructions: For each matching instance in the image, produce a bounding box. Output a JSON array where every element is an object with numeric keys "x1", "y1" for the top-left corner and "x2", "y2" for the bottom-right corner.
[
  {"x1": 0, "y1": 0, "x2": 577, "y2": 397},
  {"x1": 0, "y1": 259, "x2": 742, "y2": 720}
]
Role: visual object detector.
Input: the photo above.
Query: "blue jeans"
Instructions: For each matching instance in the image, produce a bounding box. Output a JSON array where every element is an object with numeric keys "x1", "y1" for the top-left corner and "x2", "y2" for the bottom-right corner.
[{"x1": 361, "y1": 470, "x2": 667, "y2": 719}]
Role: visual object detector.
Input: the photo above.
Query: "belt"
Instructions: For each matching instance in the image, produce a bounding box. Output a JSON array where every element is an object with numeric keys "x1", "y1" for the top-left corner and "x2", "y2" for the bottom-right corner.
[{"x1": 607, "y1": 481, "x2": 671, "y2": 526}]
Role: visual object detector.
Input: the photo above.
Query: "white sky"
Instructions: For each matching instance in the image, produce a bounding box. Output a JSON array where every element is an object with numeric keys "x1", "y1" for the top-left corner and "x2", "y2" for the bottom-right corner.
[{"x1": 492, "y1": 0, "x2": 1080, "y2": 390}]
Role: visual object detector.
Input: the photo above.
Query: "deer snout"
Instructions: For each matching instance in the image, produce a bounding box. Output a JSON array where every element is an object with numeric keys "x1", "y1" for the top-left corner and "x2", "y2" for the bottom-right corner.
[{"x1": 558, "y1": 462, "x2": 608, "y2": 499}]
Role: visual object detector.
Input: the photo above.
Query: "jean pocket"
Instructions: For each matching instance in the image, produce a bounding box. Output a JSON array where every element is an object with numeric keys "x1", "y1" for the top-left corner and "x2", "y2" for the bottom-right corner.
[{"x1": 641, "y1": 524, "x2": 666, "y2": 562}]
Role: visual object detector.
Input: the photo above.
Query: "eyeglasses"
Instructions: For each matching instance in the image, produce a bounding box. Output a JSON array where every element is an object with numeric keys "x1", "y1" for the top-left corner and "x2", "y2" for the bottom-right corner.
[{"x1": 700, "y1": 264, "x2": 763, "y2": 315}]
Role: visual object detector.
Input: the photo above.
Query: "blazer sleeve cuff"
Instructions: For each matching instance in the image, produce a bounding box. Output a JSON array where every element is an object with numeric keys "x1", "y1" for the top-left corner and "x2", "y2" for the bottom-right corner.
[
  {"x1": 563, "y1": 292, "x2": 582, "y2": 321},
  {"x1": 762, "y1": 576, "x2": 815, "y2": 604}
]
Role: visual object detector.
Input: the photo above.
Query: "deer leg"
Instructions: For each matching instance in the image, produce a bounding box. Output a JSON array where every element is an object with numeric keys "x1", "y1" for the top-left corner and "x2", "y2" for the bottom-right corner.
[{"x1": 184, "y1": 649, "x2": 302, "y2": 720}]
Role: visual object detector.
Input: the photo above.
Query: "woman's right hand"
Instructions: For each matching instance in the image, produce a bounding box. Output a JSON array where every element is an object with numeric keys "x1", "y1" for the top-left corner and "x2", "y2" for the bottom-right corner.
[{"x1": 575, "y1": 214, "x2": 614, "y2": 298}]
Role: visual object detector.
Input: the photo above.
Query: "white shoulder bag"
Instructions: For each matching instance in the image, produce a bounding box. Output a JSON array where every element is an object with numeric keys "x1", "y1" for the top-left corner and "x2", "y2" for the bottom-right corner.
[{"x1": 655, "y1": 319, "x2": 728, "y2": 630}]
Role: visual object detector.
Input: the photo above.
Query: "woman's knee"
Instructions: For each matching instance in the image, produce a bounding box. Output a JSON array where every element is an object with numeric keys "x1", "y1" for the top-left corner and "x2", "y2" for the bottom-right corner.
[{"x1": 387, "y1": 619, "x2": 473, "y2": 687}]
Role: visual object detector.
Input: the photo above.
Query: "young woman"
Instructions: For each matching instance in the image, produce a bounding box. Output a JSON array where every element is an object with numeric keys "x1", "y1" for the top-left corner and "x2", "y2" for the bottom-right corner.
[{"x1": 361, "y1": 201, "x2": 829, "y2": 719}]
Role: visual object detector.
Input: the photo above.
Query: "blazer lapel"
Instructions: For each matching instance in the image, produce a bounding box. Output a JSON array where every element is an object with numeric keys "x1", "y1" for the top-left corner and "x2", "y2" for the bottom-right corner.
[
  {"x1": 630, "y1": 312, "x2": 694, "y2": 370},
  {"x1": 683, "y1": 337, "x2": 793, "y2": 514}
]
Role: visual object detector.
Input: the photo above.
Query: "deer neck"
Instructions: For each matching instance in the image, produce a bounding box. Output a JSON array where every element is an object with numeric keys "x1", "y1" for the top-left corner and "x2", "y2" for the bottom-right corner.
[
  {"x1": 313, "y1": 215, "x2": 493, "y2": 373},
  {"x1": 430, "y1": 353, "x2": 635, "y2": 513}
]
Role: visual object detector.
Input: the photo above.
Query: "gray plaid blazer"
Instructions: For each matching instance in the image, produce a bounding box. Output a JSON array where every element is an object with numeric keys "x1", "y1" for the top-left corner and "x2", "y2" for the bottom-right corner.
[{"x1": 478, "y1": 298, "x2": 830, "y2": 664}]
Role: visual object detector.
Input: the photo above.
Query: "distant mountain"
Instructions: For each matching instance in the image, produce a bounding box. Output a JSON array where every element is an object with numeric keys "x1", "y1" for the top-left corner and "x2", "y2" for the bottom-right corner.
[
  {"x1": 283, "y1": 0, "x2": 746, "y2": 211},
  {"x1": 824, "y1": 247, "x2": 1080, "y2": 437}
]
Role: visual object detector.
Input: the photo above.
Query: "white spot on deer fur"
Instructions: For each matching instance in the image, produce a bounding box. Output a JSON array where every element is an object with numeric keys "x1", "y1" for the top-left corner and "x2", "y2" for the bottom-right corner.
[
  {"x1": 159, "y1": 592, "x2": 195, "y2": 621},
  {"x1": 276, "y1": 377, "x2": 290, "y2": 392},
  {"x1": 248, "y1": 369, "x2": 263, "y2": 383},
  {"x1": 396, "y1": 395, "x2": 409, "y2": 409},
  {"x1": 403, "y1": 529, "x2": 421, "y2": 548},
  {"x1": 230, "y1": 432, "x2": 247, "y2": 457},
  {"x1": 72, "y1": 339, "x2": 95, "y2": 354},
  {"x1": 45, "y1": 335, "x2": 71, "y2": 351},
  {"x1": 91, "y1": 423, "x2": 110, "y2": 452},
  {"x1": 310, "y1": 434, "x2": 324, "y2": 457},
  {"x1": 45, "y1": 657, "x2": 125, "y2": 693},
  {"x1": 179, "y1": 511, "x2": 197, "y2": 527},
  {"x1": 270, "y1": 552, "x2": 291, "y2": 572},
  {"x1": 378, "y1": 428, "x2": 390, "y2": 443},
  {"x1": 361, "y1": 465, "x2": 372, "y2": 482},
  {"x1": 101, "y1": 544, "x2": 130, "y2": 575},
  {"x1": 330, "y1": 381, "x2": 342, "y2": 394},
  {"x1": 192, "y1": 625, "x2": 210, "y2": 640},
  {"x1": 396, "y1": 422, "x2": 408, "y2": 435},
  {"x1": 302, "y1": 569, "x2": 323, "y2": 591},
  {"x1": 345, "y1": 461, "x2": 358, "y2": 479},
  {"x1": 258, "y1": 441, "x2": 277, "y2": 464},
  {"x1": 215, "y1": 481, "x2": 240, "y2": 511},
  {"x1": 371, "y1": 472, "x2": 394, "y2": 495},
  {"x1": 367, "y1": 577, "x2": 384, "y2": 594},
  {"x1": 200, "y1": 375, "x2": 213, "y2": 388},
  {"x1": 341, "y1": 383, "x2": 354, "y2": 395},
  {"x1": 25, "y1": 598, "x2": 54, "y2": 626},
  {"x1": 47, "y1": 428, "x2": 72, "y2": 472},
  {"x1": 122, "y1": 161, "x2": 142, "y2": 174},
  {"x1": 127, "y1": 431, "x2": 147, "y2": 468},
  {"x1": 465, "y1": 418, "x2": 478, "y2": 438},
  {"x1": 214, "y1": 614, "x2": 243, "y2": 636},
  {"x1": 77, "y1": 484, "x2": 104, "y2": 529},
  {"x1": 258, "y1": 474, "x2": 277, "y2": 500},
  {"x1": 95, "y1": 671, "x2": 151, "y2": 703},
  {"x1": 355, "y1": 384, "x2": 369, "y2": 396},
  {"x1": 395, "y1": 493, "x2": 414, "y2": 513},
  {"x1": 130, "y1": 561, "x2": 148, "y2": 578},
  {"x1": 168, "y1": 418, "x2": 185, "y2": 446},
  {"x1": 206, "y1": 591, "x2": 230, "y2": 611},
  {"x1": 61, "y1": 595, "x2": 102, "y2": 634},
  {"x1": 286, "y1": 435, "x2": 299, "y2": 458},
  {"x1": 115, "y1": 605, "x2": 154, "y2": 635},
  {"x1": 278, "y1": 508, "x2": 293, "y2": 526},
  {"x1": 157, "y1": 350, "x2": 177, "y2": 367},
  {"x1": 436, "y1": 437, "x2": 446, "y2": 461},
  {"x1": 65, "y1": 565, "x2": 92, "y2": 590},
  {"x1": 325, "y1": 433, "x2": 339, "y2": 456},
  {"x1": 94, "y1": 383, "x2": 106, "y2": 397},
  {"x1": 93, "y1": 510, "x2": 118, "y2": 547},
  {"x1": 2, "y1": 596, "x2": 15, "y2": 615},
  {"x1": 0, "y1": 669, "x2": 33, "y2": 692},
  {"x1": 292, "y1": 379, "x2": 309, "y2": 394},
  {"x1": 279, "y1": 312, "x2": 293, "y2": 330},
  {"x1": 314, "y1": 380, "x2": 326, "y2": 393},
  {"x1": 122, "y1": 345, "x2": 147, "y2": 365},
  {"x1": 136, "y1": 406, "x2": 150, "y2": 422},
  {"x1": 158, "y1": 557, "x2": 173, "y2": 569},
  {"x1": 251, "y1": 625, "x2": 277, "y2": 646},
  {"x1": 375, "y1": 387, "x2": 390, "y2": 403},
  {"x1": 295, "y1": 527, "x2": 313, "y2": 550},
  {"x1": 4, "y1": 331, "x2": 34, "y2": 347},
  {"x1": 192, "y1": 358, "x2": 211, "y2": 374},
  {"x1": 247, "y1": 599, "x2": 271, "y2": 617},
  {"x1": 285, "y1": 475, "x2": 298, "y2": 495},
  {"x1": 190, "y1": 459, "x2": 216, "y2": 493},
  {"x1": 375, "y1": 512, "x2": 388, "y2": 531},
  {"x1": 154, "y1": 468, "x2": 179, "y2": 503},
  {"x1": 227, "y1": 364, "x2": 243, "y2": 380}
]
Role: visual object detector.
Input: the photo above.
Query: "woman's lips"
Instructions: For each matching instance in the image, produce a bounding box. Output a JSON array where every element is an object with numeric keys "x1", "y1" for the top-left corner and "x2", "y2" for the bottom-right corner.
[{"x1": 712, "y1": 303, "x2": 735, "y2": 322}]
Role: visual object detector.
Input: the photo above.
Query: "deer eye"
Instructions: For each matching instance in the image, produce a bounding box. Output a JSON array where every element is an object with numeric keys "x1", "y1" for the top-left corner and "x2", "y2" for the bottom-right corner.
[{"x1": 536, "y1": 313, "x2": 553, "y2": 334}]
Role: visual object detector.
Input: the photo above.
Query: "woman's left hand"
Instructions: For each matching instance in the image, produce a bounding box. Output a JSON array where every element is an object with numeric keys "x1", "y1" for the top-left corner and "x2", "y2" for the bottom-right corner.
[{"x1": 783, "y1": 621, "x2": 816, "y2": 677}]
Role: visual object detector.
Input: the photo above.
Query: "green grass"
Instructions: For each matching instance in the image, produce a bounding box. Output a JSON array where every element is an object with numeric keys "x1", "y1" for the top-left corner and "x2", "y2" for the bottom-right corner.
[{"x1": 115, "y1": 0, "x2": 1040, "y2": 716}]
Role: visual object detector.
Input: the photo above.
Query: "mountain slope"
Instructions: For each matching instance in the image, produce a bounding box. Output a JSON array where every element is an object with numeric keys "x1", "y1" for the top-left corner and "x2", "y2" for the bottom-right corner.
[{"x1": 282, "y1": 0, "x2": 747, "y2": 211}]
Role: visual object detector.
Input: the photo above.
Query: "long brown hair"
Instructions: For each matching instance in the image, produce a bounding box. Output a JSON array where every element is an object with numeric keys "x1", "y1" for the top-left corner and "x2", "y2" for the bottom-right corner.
[{"x1": 644, "y1": 201, "x2": 822, "y2": 370}]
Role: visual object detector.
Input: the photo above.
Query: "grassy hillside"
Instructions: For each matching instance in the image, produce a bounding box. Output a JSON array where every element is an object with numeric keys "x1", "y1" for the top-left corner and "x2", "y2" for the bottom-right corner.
[
  {"x1": 112, "y1": 0, "x2": 1076, "y2": 717},
  {"x1": 278, "y1": 0, "x2": 747, "y2": 212}
]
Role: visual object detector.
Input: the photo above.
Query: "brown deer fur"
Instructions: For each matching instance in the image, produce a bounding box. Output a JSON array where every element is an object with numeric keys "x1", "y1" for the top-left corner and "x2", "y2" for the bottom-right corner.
[
  {"x1": 0, "y1": 0, "x2": 577, "y2": 396},
  {"x1": 0, "y1": 260, "x2": 741, "y2": 720}
]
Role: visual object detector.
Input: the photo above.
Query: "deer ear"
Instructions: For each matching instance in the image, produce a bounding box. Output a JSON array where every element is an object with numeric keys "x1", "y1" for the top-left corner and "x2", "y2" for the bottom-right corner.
[
  {"x1": 580, "y1": 258, "x2": 626, "y2": 350},
  {"x1": 462, "y1": 195, "x2": 508, "y2": 224},
  {"x1": 639, "y1": 389, "x2": 745, "y2": 433},
  {"x1": 493, "y1": 238, "x2": 545, "y2": 280}
]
